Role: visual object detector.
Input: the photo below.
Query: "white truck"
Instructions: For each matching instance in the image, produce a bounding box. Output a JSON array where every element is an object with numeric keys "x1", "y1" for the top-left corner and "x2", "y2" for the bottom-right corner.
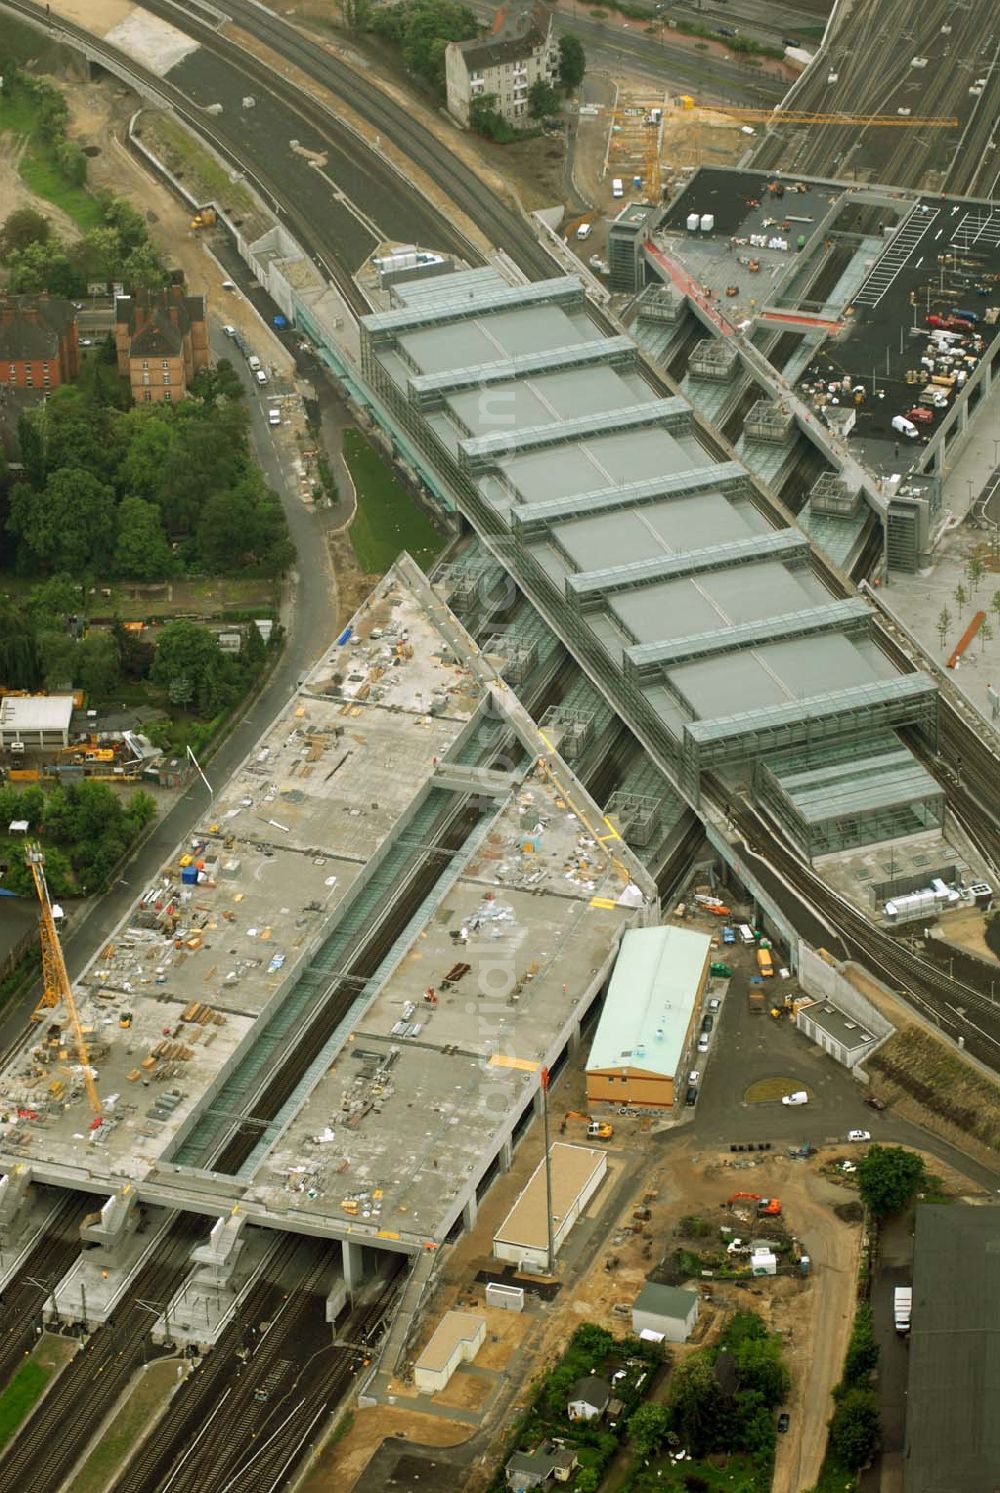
[{"x1": 893, "y1": 1286, "x2": 912, "y2": 1335}]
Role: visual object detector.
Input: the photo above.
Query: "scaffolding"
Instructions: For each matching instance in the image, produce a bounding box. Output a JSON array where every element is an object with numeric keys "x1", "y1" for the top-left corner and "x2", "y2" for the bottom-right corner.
[
  {"x1": 636, "y1": 286, "x2": 682, "y2": 324},
  {"x1": 809, "y1": 472, "x2": 863, "y2": 517},
  {"x1": 744, "y1": 400, "x2": 795, "y2": 445},
  {"x1": 541, "y1": 704, "x2": 595, "y2": 761},
  {"x1": 482, "y1": 630, "x2": 538, "y2": 684},
  {"x1": 605, "y1": 790, "x2": 662, "y2": 848},
  {"x1": 689, "y1": 338, "x2": 739, "y2": 383}
]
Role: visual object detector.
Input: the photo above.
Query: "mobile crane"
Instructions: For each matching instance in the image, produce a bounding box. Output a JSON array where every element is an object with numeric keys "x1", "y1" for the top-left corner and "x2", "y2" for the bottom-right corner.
[{"x1": 25, "y1": 843, "x2": 102, "y2": 1121}]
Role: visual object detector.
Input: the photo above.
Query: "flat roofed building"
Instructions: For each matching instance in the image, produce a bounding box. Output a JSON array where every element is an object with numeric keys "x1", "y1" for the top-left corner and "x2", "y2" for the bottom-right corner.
[
  {"x1": 413, "y1": 1310, "x2": 486, "y2": 1393},
  {"x1": 586, "y1": 925, "x2": 710, "y2": 1109},
  {"x1": 904, "y1": 1204, "x2": 1000, "y2": 1492},
  {"x1": 0, "y1": 695, "x2": 74, "y2": 748},
  {"x1": 493, "y1": 1143, "x2": 607, "y2": 1270},
  {"x1": 796, "y1": 998, "x2": 878, "y2": 1068}
]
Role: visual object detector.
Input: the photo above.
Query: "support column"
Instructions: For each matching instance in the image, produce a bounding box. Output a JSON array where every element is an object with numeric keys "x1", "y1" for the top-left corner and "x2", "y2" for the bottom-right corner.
[
  {"x1": 342, "y1": 1239, "x2": 365, "y2": 1296},
  {"x1": 533, "y1": 1088, "x2": 544, "y2": 1117},
  {"x1": 498, "y1": 1136, "x2": 513, "y2": 1173},
  {"x1": 463, "y1": 1193, "x2": 478, "y2": 1231},
  {"x1": 568, "y1": 1020, "x2": 582, "y2": 1057}
]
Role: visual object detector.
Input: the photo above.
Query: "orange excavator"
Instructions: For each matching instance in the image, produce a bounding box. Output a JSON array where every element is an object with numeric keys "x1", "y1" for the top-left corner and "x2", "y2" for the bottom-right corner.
[
  {"x1": 565, "y1": 1111, "x2": 614, "y2": 1141},
  {"x1": 729, "y1": 1192, "x2": 782, "y2": 1217}
]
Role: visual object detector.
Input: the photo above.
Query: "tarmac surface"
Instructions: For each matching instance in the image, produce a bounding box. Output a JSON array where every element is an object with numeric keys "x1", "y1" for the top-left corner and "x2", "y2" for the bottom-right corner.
[{"x1": 751, "y1": 0, "x2": 1000, "y2": 194}]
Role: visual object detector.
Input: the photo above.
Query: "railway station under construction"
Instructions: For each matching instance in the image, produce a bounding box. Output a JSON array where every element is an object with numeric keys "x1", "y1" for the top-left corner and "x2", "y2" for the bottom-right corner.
[
  {"x1": 0, "y1": 559, "x2": 655, "y2": 1282},
  {"x1": 360, "y1": 268, "x2": 952, "y2": 873}
]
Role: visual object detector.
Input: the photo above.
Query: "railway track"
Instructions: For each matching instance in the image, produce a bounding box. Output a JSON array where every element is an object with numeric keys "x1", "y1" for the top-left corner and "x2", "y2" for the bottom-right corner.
[
  {"x1": 0, "y1": 1214, "x2": 206, "y2": 1493},
  {"x1": 110, "y1": 1234, "x2": 340, "y2": 1493},
  {"x1": 0, "y1": 1195, "x2": 88, "y2": 1393}
]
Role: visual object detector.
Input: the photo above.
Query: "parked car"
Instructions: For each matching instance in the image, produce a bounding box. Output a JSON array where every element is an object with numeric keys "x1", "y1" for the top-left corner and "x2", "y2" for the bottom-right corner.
[
  {"x1": 701, "y1": 1014, "x2": 714, "y2": 1033},
  {"x1": 781, "y1": 1090, "x2": 808, "y2": 1106},
  {"x1": 907, "y1": 406, "x2": 934, "y2": 424},
  {"x1": 223, "y1": 324, "x2": 236, "y2": 337},
  {"x1": 777, "y1": 1412, "x2": 790, "y2": 1434},
  {"x1": 697, "y1": 1035, "x2": 709, "y2": 1053},
  {"x1": 268, "y1": 407, "x2": 281, "y2": 426},
  {"x1": 863, "y1": 1094, "x2": 887, "y2": 1111},
  {"x1": 685, "y1": 1085, "x2": 698, "y2": 1107},
  {"x1": 688, "y1": 1070, "x2": 701, "y2": 1086},
  {"x1": 255, "y1": 370, "x2": 268, "y2": 385},
  {"x1": 847, "y1": 1129, "x2": 871, "y2": 1143},
  {"x1": 721, "y1": 926, "x2": 737, "y2": 944},
  {"x1": 707, "y1": 997, "x2": 721, "y2": 1012},
  {"x1": 710, "y1": 961, "x2": 732, "y2": 979}
]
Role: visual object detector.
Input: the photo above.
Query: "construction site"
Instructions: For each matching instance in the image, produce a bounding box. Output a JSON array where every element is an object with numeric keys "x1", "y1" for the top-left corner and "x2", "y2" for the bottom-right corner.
[{"x1": 0, "y1": 558, "x2": 655, "y2": 1286}]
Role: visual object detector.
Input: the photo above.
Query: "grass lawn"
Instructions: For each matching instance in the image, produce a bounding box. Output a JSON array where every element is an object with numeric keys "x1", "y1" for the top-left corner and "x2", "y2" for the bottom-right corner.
[
  {"x1": 0, "y1": 90, "x2": 104, "y2": 232},
  {"x1": 631, "y1": 1451, "x2": 770, "y2": 1491},
  {"x1": 745, "y1": 1076, "x2": 808, "y2": 1104},
  {"x1": 343, "y1": 429, "x2": 445, "y2": 575},
  {"x1": 72, "y1": 1359, "x2": 182, "y2": 1493},
  {"x1": 0, "y1": 1334, "x2": 77, "y2": 1453}
]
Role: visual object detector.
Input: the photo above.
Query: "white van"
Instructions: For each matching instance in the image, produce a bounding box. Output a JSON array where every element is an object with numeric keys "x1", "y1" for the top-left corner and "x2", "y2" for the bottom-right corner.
[
  {"x1": 891, "y1": 414, "x2": 918, "y2": 438},
  {"x1": 738, "y1": 924, "x2": 755, "y2": 946},
  {"x1": 576, "y1": 222, "x2": 593, "y2": 241},
  {"x1": 268, "y1": 407, "x2": 281, "y2": 426},
  {"x1": 255, "y1": 369, "x2": 268, "y2": 386},
  {"x1": 611, "y1": 177, "x2": 624, "y2": 198}
]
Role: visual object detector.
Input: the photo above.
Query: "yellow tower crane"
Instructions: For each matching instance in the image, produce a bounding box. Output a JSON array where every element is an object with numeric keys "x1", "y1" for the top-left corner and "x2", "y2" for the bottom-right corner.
[{"x1": 25, "y1": 843, "x2": 103, "y2": 1120}]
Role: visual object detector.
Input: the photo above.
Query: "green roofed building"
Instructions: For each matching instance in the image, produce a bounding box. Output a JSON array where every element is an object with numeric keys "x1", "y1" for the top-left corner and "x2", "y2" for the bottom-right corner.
[{"x1": 586, "y1": 924, "x2": 711, "y2": 1109}]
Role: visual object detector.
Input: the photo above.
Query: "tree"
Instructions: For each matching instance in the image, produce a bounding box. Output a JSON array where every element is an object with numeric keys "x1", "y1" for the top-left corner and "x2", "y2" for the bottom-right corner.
[
  {"x1": 978, "y1": 618, "x2": 993, "y2": 654},
  {"x1": 528, "y1": 79, "x2": 560, "y2": 119},
  {"x1": 965, "y1": 553, "x2": 985, "y2": 596},
  {"x1": 669, "y1": 1352, "x2": 724, "y2": 1458},
  {"x1": 829, "y1": 1388, "x2": 880, "y2": 1469},
  {"x1": 470, "y1": 94, "x2": 517, "y2": 142},
  {"x1": 856, "y1": 1144, "x2": 926, "y2": 1219},
  {"x1": 734, "y1": 1335, "x2": 790, "y2": 1407},
  {"x1": 114, "y1": 496, "x2": 175, "y2": 580},
  {"x1": 626, "y1": 1402, "x2": 671, "y2": 1460},
  {"x1": 992, "y1": 589, "x2": 1000, "y2": 628},
  {"x1": 151, "y1": 620, "x2": 229, "y2": 715},
  {"x1": 0, "y1": 598, "x2": 40, "y2": 688},
  {"x1": 936, "y1": 605, "x2": 951, "y2": 651},
  {"x1": 369, "y1": 0, "x2": 478, "y2": 90},
  {"x1": 572, "y1": 1471, "x2": 600, "y2": 1493},
  {"x1": 190, "y1": 361, "x2": 245, "y2": 407},
  {"x1": 8, "y1": 467, "x2": 117, "y2": 575},
  {"x1": 195, "y1": 482, "x2": 293, "y2": 575},
  {"x1": 26, "y1": 574, "x2": 86, "y2": 629},
  {"x1": 558, "y1": 34, "x2": 586, "y2": 92},
  {"x1": 76, "y1": 633, "x2": 121, "y2": 701},
  {"x1": 121, "y1": 242, "x2": 169, "y2": 290},
  {"x1": 338, "y1": 0, "x2": 373, "y2": 29},
  {"x1": 841, "y1": 1304, "x2": 879, "y2": 1388},
  {"x1": 55, "y1": 140, "x2": 88, "y2": 188},
  {"x1": 0, "y1": 206, "x2": 52, "y2": 260},
  {"x1": 953, "y1": 582, "x2": 968, "y2": 616},
  {"x1": 37, "y1": 630, "x2": 78, "y2": 690}
]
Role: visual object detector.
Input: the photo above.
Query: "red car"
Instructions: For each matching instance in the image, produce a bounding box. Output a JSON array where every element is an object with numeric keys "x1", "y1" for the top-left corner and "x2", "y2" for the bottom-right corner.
[{"x1": 907, "y1": 406, "x2": 934, "y2": 424}]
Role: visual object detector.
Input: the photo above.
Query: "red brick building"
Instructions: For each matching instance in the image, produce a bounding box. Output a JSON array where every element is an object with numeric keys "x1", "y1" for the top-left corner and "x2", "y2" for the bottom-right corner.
[
  {"x1": 0, "y1": 295, "x2": 80, "y2": 392},
  {"x1": 115, "y1": 281, "x2": 209, "y2": 404}
]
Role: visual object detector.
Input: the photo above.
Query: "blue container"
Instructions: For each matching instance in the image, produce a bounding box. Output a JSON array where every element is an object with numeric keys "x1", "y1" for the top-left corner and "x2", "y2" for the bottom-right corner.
[{"x1": 180, "y1": 865, "x2": 198, "y2": 885}]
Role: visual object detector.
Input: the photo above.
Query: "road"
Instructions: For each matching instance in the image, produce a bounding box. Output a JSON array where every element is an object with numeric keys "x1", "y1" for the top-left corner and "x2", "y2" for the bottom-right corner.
[
  {"x1": 465, "y1": 0, "x2": 790, "y2": 98},
  {"x1": 0, "y1": 309, "x2": 339, "y2": 1055},
  {"x1": 750, "y1": 0, "x2": 1000, "y2": 192}
]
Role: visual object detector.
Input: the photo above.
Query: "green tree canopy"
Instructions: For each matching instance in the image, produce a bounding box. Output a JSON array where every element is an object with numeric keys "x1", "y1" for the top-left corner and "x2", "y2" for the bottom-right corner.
[
  {"x1": 528, "y1": 79, "x2": 561, "y2": 119},
  {"x1": 8, "y1": 467, "x2": 117, "y2": 574},
  {"x1": 151, "y1": 620, "x2": 229, "y2": 715},
  {"x1": 76, "y1": 633, "x2": 121, "y2": 701},
  {"x1": 856, "y1": 1145, "x2": 926, "y2": 1219},
  {"x1": 668, "y1": 1352, "x2": 725, "y2": 1458},
  {"x1": 195, "y1": 481, "x2": 293, "y2": 575},
  {"x1": 829, "y1": 1387, "x2": 880, "y2": 1469},
  {"x1": 558, "y1": 34, "x2": 586, "y2": 91},
  {"x1": 114, "y1": 495, "x2": 174, "y2": 580},
  {"x1": 626, "y1": 1401, "x2": 671, "y2": 1460},
  {"x1": 0, "y1": 206, "x2": 52, "y2": 260},
  {"x1": 370, "y1": 0, "x2": 478, "y2": 90}
]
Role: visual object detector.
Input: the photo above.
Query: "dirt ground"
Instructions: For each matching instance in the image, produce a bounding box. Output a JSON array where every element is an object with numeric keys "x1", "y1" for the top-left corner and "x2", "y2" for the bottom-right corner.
[
  {"x1": 301, "y1": 1405, "x2": 471, "y2": 1492},
  {"x1": 931, "y1": 904, "x2": 1000, "y2": 966},
  {"x1": 0, "y1": 135, "x2": 82, "y2": 243}
]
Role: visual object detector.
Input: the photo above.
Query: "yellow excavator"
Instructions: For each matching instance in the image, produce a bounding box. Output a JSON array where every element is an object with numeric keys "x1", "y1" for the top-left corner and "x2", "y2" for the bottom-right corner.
[{"x1": 565, "y1": 1111, "x2": 614, "y2": 1141}]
